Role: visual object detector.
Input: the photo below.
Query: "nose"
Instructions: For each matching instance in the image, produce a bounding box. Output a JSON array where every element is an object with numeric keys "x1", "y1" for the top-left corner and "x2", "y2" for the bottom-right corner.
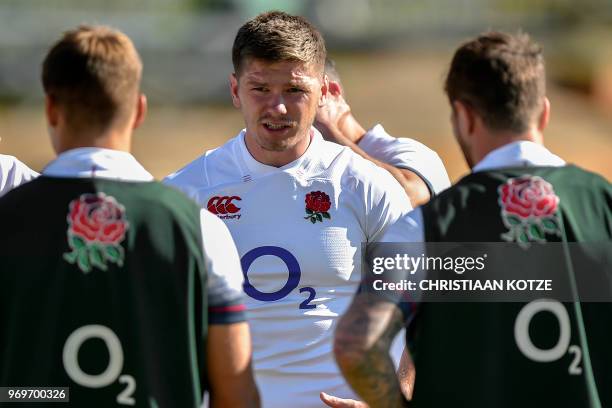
[{"x1": 267, "y1": 93, "x2": 288, "y2": 116}]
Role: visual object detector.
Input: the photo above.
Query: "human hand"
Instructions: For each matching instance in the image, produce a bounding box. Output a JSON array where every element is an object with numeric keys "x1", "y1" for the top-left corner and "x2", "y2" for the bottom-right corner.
[
  {"x1": 320, "y1": 392, "x2": 369, "y2": 408},
  {"x1": 315, "y1": 91, "x2": 351, "y2": 143}
]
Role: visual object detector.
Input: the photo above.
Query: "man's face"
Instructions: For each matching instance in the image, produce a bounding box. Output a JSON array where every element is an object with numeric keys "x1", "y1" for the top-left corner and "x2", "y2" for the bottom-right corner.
[{"x1": 230, "y1": 58, "x2": 327, "y2": 155}]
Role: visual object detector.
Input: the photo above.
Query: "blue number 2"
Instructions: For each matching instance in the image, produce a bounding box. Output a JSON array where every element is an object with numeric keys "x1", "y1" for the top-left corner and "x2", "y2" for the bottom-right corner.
[{"x1": 241, "y1": 246, "x2": 317, "y2": 309}]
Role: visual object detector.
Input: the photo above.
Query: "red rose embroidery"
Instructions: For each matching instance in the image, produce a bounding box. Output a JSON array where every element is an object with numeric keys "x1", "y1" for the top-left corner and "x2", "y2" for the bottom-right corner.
[
  {"x1": 64, "y1": 193, "x2": 129, "y2": 273},
  {"x1": 69, "y1": 195, "x2": 127, "y2": 244},
  {"x1": 304, "y1": 191, "x2": 331, "y2": 223},
  {"x1": 500, "y1": 177, "x2": 559, "y2": 219},
  {"x1": 498, "y1": 176, "x2": 561, "y2": 247}
]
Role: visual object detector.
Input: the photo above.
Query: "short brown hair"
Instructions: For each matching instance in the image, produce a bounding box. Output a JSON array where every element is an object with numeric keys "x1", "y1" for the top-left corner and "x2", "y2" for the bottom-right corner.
[
  {"x1": 232, "y1": 11, "x2": 326, "y2": 75},
  {"x1": 42, "y1": 25, "x2": 142, "y2": 132},
  {"x1": 445, "y1": 31, "x2": 545, "y2": 133}
]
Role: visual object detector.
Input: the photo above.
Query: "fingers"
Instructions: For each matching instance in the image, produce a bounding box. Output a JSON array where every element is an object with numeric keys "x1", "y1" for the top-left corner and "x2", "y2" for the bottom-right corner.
[
  {"x1": 320, "y1": 392, "x2": 367, "y2": 408},
  {"x1": 320, "y1": 391, "x2": 346, "y2": 407}
]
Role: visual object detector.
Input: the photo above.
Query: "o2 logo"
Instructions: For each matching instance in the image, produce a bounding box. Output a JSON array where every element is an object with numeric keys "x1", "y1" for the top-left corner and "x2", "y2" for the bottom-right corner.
[
  {"x1": 63, "y1": 325, "x2": 136, "y2": 405},
  {"x1": 241, "y1": 246, "x2": 316, "y2": 309},
  {"x1": 514, "y1": 300, "x2": 582, "y2": 375}
]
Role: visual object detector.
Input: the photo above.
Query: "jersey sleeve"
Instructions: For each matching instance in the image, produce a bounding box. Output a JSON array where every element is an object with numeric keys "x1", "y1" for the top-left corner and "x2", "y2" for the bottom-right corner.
[
  {"x1": 358, "y1": 124, "x2": 451, "y2": 195},
  {"x1": 199, "y1": 209, "x2": 246, "y2": 324},
  {"x1": 0, "y1": 155, "x2": 38, "y2": 197},
  {"x1": 359, "y1": 159, "x2": 413, "y2": 242}
]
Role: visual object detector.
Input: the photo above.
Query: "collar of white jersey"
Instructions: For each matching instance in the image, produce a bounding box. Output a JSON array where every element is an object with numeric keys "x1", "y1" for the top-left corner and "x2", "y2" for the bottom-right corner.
[
  {"x1": 472, "y1": 141, "x2": 565, "y2": 172},
  {"x1": 237, "y1": 127, "x2": 323, "y2": 177},
  {"x1": 42, "y1": 147, "x2": 154, "y2": 181}
]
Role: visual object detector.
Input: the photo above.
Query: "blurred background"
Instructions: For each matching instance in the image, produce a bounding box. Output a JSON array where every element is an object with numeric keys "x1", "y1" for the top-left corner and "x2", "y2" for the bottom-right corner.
[{"x1": 0, "y1": 0, "x2": 611, "y2": 181}]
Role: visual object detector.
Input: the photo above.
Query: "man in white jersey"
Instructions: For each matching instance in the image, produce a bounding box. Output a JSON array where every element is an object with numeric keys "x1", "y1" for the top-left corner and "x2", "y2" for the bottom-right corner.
[
  {"x1": 165, "y1": 11, "x2": 412, "y2": 408},
  {"x1": 315, "y1": 59, "x2": 450, "y2": 207},
  {"x1": 0, "y1": 154, "x2": 38, "y2": 197}
]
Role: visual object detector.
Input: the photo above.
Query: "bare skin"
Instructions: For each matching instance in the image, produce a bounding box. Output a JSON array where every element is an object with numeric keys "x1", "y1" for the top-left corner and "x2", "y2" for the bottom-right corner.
[
  {"x1": 207, "y1": 323, "x2": 260, "y2": 408},
  {"x1": 315, "y1": 80, "x2": 431, "y2": 207},
  {"x1": 230, "y1": 58, "x2": 328, "y2": 167},
  {"x1": 333, "y1": 295, "x2": 411, "y2": 408},
  {"x1": 45, "y1": 93, "x2": 147, "y2": 154}
]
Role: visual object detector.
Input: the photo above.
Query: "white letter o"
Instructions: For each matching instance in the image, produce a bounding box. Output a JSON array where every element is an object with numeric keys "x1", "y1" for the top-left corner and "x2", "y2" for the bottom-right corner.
[
  {"x1": 514, "y1": 300, "x2": 570, "y2": 362},
  {"x1": 63, "y1": 325, "x2": 124, "y2": 388}
]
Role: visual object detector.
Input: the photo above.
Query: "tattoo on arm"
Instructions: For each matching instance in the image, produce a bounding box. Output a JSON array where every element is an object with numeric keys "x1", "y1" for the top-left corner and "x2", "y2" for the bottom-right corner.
[{"x1": 335, "y1": 295, "x2": 410, "y2": 407}]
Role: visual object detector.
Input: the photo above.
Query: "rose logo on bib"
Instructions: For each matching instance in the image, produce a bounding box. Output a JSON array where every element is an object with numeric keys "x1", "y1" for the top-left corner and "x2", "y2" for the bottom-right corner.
[
  {"x1": 63, "y1": 192, "x2": 129, "y2": 273},
  {"x1": 304, "y1": 191, "x2": 331, "y2": 224},
  {"x1": 498, "y1": 175, "x2": 561, "y2": 248}
]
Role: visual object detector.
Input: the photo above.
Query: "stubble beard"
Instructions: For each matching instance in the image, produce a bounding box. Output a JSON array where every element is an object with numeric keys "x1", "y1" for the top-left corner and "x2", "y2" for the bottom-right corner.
[{"x1": 256, "y1": 126, "x2": 309, "y2": 153}]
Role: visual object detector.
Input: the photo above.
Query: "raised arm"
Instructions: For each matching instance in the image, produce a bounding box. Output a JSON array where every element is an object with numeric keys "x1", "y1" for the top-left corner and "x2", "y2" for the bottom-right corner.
[{"x1": 315, "y1": 81, "x2": 432, "y2": 207}]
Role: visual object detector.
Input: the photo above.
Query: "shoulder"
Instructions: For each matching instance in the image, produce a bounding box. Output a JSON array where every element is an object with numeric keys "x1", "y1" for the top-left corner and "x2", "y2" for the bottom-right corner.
[
  {"x1": 333, "y1": 146, "x2": 413, "y2": 220},
  {"x1": 164, "y1": 136, "x2": 241, "y2": 192},
  {"x1": 0, "y1": 154, "x2": 38, "y2": 196},
  {"x1": 0, "y1": 154, "x2": 37, "y2": 174},
  {"x1": 561, "y1": 165, "x2": 610, "y2": 188},
  {"x1": 0, "y1": 154, "x2": 20, "y2": 170},
  {"x1": 164, "y1": 151, "x2": 209, "y2": 189},
  {"x1": 341, "y1": 145, "x2": 404, "y2": 192},
  {"x1": 358, "y1": 125, "x2": 450, "y2": 194},
  {"x1": 135, "y1": 181, "x2": 202, "y2": 219}
]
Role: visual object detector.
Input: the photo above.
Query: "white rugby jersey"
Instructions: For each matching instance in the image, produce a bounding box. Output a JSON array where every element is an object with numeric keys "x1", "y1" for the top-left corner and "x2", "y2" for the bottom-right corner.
[
  {"x1": 165, "y1": 128, "x2": 412, "y2": 407},
  {"x1": 0, "y1": 154, "x2": 38, "y2": 197},
  {"x1": 359, "y1": 124, "x2": 451, "y2": 195}
]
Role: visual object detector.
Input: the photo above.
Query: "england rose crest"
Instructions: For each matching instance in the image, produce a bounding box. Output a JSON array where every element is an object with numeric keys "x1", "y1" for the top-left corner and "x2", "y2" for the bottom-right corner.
[
  {"x1": 304, "y1": 191, "x2": 331, "y2": 224},
  {"x1": 498, "y1": 175, "x2": 561, "y2": 248},
  {"x1": 63, "y1": 192, "x2": 129, "y2": 273}
]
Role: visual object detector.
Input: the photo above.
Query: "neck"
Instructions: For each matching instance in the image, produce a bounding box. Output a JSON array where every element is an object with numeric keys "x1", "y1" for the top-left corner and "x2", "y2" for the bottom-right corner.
[
  {"x1": 244, "y1": 129, "x2": 312, "y2": 168},
  {"x1": 338, "y1": 113, "x2": 367, "y2": 144},
  {"x1": 472, "y1": 127, "x2": 543, "y2": 167},
  {"x1": 55, "y1": 129, "x2": 132, "y2": 155}
]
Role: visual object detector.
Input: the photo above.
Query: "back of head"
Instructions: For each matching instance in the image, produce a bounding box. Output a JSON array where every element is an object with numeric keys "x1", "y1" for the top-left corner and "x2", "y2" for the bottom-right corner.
[
  {"x1": 232, "y1": 11, "x2": 326, "y2": 75},
  {"x1": 445, "y1": 31, "x2": 545, "y2": 133},
  {"x1": 42, "y1": 25, "x2": 142, "y2": 134}
]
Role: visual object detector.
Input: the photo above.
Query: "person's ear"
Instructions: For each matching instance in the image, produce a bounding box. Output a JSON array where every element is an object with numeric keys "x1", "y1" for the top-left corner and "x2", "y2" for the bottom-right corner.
[
  {"x1": 538, "y1": 97, "x2": 550, "y2": 132},
  {"x1": 132, "y1": 93, "x2": 147, "y2": 130},
  {"x1": 230, "y1": 73, "x2": 241, "y2": 109},
  {"x1": 318, "y1": 74, "x2": 329, "y2": 107}
]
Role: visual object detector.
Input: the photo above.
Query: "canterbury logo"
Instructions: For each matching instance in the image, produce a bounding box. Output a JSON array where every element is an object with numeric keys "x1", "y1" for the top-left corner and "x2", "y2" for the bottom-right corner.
[{"x1": 207, "y1": 196, "x2": 242, "y2": 215}]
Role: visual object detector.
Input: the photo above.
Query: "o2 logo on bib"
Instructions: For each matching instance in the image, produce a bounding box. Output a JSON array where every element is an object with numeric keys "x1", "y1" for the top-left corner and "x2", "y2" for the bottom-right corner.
[
  {"x1": 63, "y1": 325, "x2": 136, "y2": 405},
  {"x1": 514, "y1": 300, "x2": 583, "y2": 375},
  {"x1": 241, "y1": 246, "x2": 316, "y2": 309}
]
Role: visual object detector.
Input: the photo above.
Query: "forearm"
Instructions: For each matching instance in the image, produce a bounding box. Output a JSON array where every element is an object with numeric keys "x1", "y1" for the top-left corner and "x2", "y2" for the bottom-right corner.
[
  {"x1": 326, "y1": 126, "x2": 429, "y2": 205},
  {"x1": 334, "y1": 297, "x2": 410, "y2": 407},
  {"x1": 207, "y1": 323, "x2": 261, "y2": 408},
  {"x1": 337, "y1": 342, "x2": 410, "y2": 407}
]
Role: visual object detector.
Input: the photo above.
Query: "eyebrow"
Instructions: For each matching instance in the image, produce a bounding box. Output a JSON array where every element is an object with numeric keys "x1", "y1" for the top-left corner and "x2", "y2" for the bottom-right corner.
[{"x1": 243, "y1": 77, "x2": 310, "y2": 87}]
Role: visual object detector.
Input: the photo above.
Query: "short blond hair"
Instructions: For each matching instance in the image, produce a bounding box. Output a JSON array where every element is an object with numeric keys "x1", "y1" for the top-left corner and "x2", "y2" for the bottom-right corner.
[
  {"x1": 42, "y1": 25, "x2": 142, "y2": 132},
  {"x1": 232, "y1": 11, "x2": 326, "y2": 75}
]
